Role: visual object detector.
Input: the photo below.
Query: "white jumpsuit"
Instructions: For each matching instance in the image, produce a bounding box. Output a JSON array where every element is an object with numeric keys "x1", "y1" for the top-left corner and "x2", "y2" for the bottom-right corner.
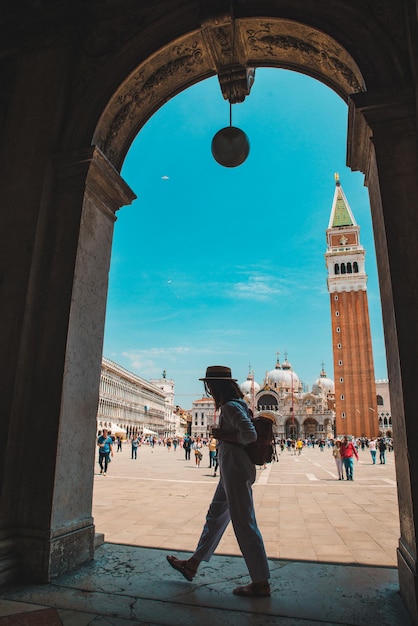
[{"x1": 192, "y1": 399, "x2": 270, "y2": 583}]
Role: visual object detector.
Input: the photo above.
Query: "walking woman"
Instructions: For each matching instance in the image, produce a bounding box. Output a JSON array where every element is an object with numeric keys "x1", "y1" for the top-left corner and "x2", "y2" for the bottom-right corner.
[
  {"x1": 193, "y1": 436, "x2": 203, "y2": 467},
  {"x1": 332, "y1": 439, "x2": 344, "y2": 480},
  {"x1": 166, "y1": 366, "x2": 270, "y2": 597}
]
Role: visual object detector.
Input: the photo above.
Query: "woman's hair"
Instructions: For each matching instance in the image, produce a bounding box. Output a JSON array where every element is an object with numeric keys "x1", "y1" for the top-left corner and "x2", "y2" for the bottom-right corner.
[{"x1": 204, "y1": 379, "x2": 244, "y2": 410}]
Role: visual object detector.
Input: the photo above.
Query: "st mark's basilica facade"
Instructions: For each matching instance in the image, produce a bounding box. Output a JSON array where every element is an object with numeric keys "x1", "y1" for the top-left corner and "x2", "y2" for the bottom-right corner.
[{"x1": 241, "y1": 357, "x2": 335, "y2": 441}]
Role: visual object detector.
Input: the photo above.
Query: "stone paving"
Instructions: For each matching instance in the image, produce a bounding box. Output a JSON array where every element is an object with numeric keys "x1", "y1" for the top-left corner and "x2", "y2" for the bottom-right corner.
[
  {"x1": 92, "y1": 441, "x2": 399, "y2": 567},
  {"x1": 0, "y1": 442, "x2": 410, "y2": 625}
]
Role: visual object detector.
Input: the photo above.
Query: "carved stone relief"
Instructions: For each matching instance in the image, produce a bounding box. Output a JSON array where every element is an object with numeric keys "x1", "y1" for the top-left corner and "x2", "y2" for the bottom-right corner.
[
  {"x1": 216, "y1": 65, "x2": 254, "y2": 103},
  {"x1": 95, "y1": 37, "x2": 208, "y2": 164},
  {"x1": 243, "y1": 21, "x2": 364, "y2": 98},
  {"x1": 93, "y1": 15, "x2": 397, "y2": 166},
  {"x1": 201, "y1": 20, "x2": 255, "y2": 103}
]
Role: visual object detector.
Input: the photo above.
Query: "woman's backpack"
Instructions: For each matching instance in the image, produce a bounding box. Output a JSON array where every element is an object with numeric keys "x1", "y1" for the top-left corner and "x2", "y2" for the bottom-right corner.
[{"x1": 245, "y1": 413, "x2": 276, "y2": 465}]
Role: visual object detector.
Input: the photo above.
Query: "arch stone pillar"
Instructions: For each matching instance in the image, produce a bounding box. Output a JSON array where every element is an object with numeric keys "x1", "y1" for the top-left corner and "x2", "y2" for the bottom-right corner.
[
  {"x1": 348, "y1": 89, "x2": 418, "y2": 622},
  {"x1": 0, "y1": 146, "x2": 135, "y2": 583}
]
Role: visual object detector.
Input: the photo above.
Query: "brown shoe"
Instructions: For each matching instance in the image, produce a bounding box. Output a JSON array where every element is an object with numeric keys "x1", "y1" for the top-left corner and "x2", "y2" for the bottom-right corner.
[
  {"x1": 166, "y1": 555, "x2": 196, "y2": 582},
  {"x1": 233, "y1": 581, "x2": 271, "y2": 597}
]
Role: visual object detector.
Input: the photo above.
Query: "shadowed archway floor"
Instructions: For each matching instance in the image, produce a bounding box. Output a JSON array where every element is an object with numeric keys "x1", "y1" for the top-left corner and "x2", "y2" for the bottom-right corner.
[{"x1": 0, "y1": 544, "x2": 411, "y2": 625}]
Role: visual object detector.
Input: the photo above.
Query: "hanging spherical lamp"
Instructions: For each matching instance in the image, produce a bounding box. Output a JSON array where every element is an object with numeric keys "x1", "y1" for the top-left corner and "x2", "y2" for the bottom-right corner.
[
  {"x1": 210, "y1": 11, "x2": 251, "y2": 168},
  {"x1": 211, "y1": 125, "x2": 250, "y2": 168}
]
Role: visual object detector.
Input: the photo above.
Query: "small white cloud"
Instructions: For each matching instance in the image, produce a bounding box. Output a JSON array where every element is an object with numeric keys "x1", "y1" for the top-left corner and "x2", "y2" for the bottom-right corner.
[
  {"x1": 122, "y1": 347, "x2": 192, "y2": 372},
  {"x1": 161, "y1": 175, "x2": 169, "y2": 180},
  {"x1": 232, "y1": 273, "x2": 281, "y2": 301}
]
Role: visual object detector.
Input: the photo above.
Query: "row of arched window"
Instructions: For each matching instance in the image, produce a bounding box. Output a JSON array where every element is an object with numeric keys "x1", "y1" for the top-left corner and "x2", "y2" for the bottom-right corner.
[
  {"x1": 334, "y1": 262, "x2": 359, "y2": 275},
  {"x1": 379, "y1": 416, "x2": 392, "y2": 426},
  {"x1": 100, "y1": 375, "x2": 144, "y2": 404},
  {"x1": 98, "y1": 397, "x2": 141, "y2": 420}
]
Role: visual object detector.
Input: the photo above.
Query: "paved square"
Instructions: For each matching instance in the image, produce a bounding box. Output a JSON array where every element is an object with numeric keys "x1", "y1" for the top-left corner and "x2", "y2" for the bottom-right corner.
[
  {"x1": 0, "y1": 445, "x2": 407, "y2": 626},
  {"x1": 93, "y1": 442, "x2": 399, "y2": 567}
]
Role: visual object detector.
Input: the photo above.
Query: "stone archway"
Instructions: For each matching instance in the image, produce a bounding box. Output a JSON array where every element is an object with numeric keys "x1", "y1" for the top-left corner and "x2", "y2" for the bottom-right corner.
[
  {"x1": 2, "y1": 1, "x2": 418, "y2": 621},
  {"x1": 84, "y1": 15, "x2": 418, "y2": 616},
  {"x1": 91, "y1": 17, "x2": 367, "y2": 169},
  {"x1": 303, "y1": 418, "x2": 318, "y2": 439}
]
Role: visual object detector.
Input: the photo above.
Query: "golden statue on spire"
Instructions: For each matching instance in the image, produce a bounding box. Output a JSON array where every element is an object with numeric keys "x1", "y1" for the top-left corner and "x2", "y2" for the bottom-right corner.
[{"x1": 334, "y1": 172, "x2": 339, "y2": 182}]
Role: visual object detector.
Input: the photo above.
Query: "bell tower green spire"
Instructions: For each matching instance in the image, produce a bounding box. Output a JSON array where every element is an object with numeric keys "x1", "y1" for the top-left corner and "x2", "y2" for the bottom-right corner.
[{"x1": 328, "y1": 173, "x2": 356, "y2": 228}]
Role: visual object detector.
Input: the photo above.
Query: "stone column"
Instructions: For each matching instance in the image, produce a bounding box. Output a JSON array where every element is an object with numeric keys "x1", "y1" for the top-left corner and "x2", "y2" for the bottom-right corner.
[
  {"x1": 348, "y1": 89, "x2": 418, "y2": 622},
  {"x1": 0, "y1": 145, "x2": 135, "y2": 583}
]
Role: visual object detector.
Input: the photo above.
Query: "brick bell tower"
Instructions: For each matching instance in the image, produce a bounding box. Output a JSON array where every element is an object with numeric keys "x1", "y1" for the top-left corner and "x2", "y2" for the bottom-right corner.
[{"x1": 325, "y1": 174, "x2": 379, "y2": 438}]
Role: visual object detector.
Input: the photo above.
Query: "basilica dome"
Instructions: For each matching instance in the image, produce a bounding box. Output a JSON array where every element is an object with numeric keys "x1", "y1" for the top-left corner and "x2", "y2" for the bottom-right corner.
[
  {"x1": 240, "y1": 374, "x2": 260, "y2": 397},
  {"x1": 312, "y1": 367, "x2": 335, "y2": 394},
  {"x1": 266, "y1": 357, "x2": 301, "y2": 391}
]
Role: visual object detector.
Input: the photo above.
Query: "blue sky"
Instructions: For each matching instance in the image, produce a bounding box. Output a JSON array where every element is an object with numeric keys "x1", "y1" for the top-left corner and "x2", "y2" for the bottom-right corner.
[{"x1": 103, "y1": 68, "x2": 387, "y2": 406}]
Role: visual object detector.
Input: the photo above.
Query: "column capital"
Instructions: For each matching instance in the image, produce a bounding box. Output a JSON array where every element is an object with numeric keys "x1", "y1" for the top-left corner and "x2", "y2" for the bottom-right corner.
[
  {"x1": 349, "y1": 89, "x2": 415, "y2": 127},
  {"x1": 347, "y1": 89, "x2": 416, "y2": 175},
  {"x1": 55, "y1": 146, "x2": 136, "y2": 218}
]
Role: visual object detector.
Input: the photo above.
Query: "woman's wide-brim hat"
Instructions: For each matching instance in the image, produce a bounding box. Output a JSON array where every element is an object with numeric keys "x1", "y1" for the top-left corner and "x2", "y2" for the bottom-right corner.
[{"x1": 199, "y1": 365, "x2": 237, "y2": 381}]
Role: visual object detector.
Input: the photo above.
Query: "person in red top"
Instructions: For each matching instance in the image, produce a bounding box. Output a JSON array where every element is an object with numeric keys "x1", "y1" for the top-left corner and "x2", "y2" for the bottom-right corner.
[{"x1": 340, "y1": 435, "x2": 359, "y2": 481}]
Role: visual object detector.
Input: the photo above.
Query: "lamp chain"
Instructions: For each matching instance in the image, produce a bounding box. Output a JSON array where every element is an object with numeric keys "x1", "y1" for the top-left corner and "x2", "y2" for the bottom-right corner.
[{"x1": 229, "y1": 0, "x2": 235, "y2": 127}]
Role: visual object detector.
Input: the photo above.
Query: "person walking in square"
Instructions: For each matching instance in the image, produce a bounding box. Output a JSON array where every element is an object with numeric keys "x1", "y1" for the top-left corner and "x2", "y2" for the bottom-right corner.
[
  {"x1": 340, "y1": 435, "x2": 359, "y2": 480},
  {"x1": 183, "y1": 435, "x2": 192, "y2": 460},
  {"x1": 208, "y1": 436, "x2": 217, "y2": 467},
  {"x1": 97, "y1": 428, "x2": 113, "y2": 476},
  {"x1": 166, "y1": 365, "x2": 270, "y2": 597},
  {"x1": 131, "y1": 435, "x2": 140, "y2": 460},
  {"x1": 369, "y1": 438, "x2": 377, "y2": 464},
  {"x1": 212, "y1": 447, "x2": 219, "y2": 477},
  {"x1": 378, "y1": 438, "x2": 387, "y2": 464},
  {"x1": 193, "y1": 437, "x2": 203, "y2": 467},
  {"x1": 332, "y1": 439, "x2": 344, "y2": 480}
]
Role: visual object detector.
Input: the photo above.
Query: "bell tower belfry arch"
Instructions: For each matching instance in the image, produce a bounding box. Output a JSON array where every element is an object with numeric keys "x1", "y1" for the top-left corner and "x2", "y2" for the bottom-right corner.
[{"x1": 2, "y1": 1, "x2": 418, "y2": 621}]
